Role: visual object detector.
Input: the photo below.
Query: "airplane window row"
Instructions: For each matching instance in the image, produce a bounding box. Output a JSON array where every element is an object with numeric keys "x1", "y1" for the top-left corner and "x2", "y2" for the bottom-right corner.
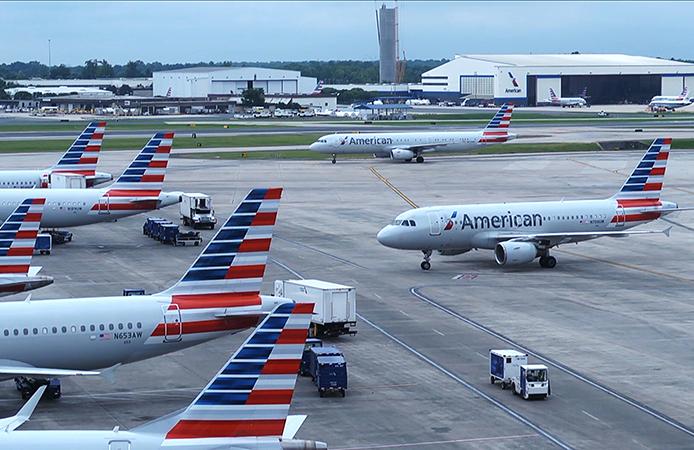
[
  {"x1": 393, "y1": 219, "x2": 416, "y2": 227},
  {"x1": 0, "y1": 181, "x2": 35, "y2": 186},
  {"x1": 3, "y1": 321, "x2": 143, "y2": 337}
]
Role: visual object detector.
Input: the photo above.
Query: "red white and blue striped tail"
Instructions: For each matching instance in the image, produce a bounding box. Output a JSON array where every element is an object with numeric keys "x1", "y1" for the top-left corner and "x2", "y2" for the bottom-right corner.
[
  {"x1": 481, "y1": 104, "x2": 513, "y2": 143},
  {"x1": 0, "y1": 199, "x2": 45, "y2": 275},
  {"x1": 163, "y1": 301, "x2": 313, "y2": 443},
  {"x1": 51, "y1": 121, "x2": 106, "y2": 177},
  {"x1": 106, "y1": 132, "x2": 173, "y2": 198},
  {"x1": 160, "y1": 187, "x2": 282, "y2": 310},
  {"x1": 549, "y1": 88, "x2": 559, "y2": 101},
  {"x1": 613, "y1": 137, "x2": 670, "y2": 203}
]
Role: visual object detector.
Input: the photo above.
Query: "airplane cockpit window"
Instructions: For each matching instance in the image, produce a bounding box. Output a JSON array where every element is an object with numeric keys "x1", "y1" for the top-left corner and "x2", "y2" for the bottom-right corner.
[
  {"x1": 402, "y1": 221, "x2": 409, "y2": 226},
  {"x1": 409, "y1": 220, "x2": 416, "y2": 226}
]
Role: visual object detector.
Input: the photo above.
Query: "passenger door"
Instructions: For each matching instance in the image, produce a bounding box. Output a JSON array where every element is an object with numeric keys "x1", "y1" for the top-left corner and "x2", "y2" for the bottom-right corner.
[
  {"x1": 108, "y1": 441, "x2": 131, "y2": 450},
  {"x1": 428, "y1": 212, "x2": 442, "y2": 236}
]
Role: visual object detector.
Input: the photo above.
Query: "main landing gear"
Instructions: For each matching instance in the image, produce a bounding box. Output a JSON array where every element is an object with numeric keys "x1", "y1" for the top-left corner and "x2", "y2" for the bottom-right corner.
[
  {"x1": 331, "y1": 153, "x2": 336, "y2": 164},
  {"x1": 421, "y1": 250, "x2": 432, "y2": 270},
  {"x1": 15, "y1": 377, "x2": 61, "y2": 400},
  {"x1": 539, "y1": 254, "x2": 557, "y2": 269},
  {"x1": 416, "y1": 156, "x2": 424, "y2": 163}
]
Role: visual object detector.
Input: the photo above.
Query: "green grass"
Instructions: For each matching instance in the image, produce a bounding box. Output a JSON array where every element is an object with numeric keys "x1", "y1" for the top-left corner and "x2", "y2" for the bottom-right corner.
[
  {"x1": 0, "y1": 121, "x2": 277, "y2": 132},
  {"x1": 0, "y1": 133, "x2": 322, "y2": 153}
]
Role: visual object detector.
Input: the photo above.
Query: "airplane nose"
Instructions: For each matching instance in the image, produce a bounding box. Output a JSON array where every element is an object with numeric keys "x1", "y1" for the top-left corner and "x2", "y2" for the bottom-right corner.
[
  {"x1": 376, "y1": 226, "x2": 397, "y2": 248},
  {"x1": 308, "y1": 142, "x2": 318, "y2": 151}
]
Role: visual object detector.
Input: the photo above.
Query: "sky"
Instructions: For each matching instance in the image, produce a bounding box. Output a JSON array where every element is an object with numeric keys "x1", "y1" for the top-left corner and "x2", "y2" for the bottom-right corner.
[{"x1": 0, "y1": 1, "x2": 691, "y2": 65}]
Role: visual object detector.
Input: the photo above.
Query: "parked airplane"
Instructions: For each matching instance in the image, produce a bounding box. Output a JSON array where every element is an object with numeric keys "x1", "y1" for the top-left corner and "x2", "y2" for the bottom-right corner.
[
  {"x1": 0, "y1": 187, "x2": 290, "y2": 398},
  {"x1": 0, "y1": 198, "x2": 53, "y2": 296},
  {"x1": 309, "y1": 104, "x2": 516, "y2": 164},
  {"x1": 547, "y1": 88, "x2": 587, "y2": 107},
  {"x1": 377, "y1": 138, "x2": 678, "y2": 270},
  {"x1": 0, "y1": 121, "x2": 112, "y2": 188},
  {"x1": 649, "y1": 87, "x2": 692, "y2": 111},
  {"x1": 0, "y1": 132, "x2": 181, "y2": 229},
  {"x1": 0, "y1": 301, "x2": 327, "y2": 450}
]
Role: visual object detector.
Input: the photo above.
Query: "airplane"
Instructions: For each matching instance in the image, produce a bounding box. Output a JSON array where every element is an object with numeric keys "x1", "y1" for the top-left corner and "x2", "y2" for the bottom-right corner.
[
  {"x1": 0, "y1": 198, "x2": 53, "y2": 296},
  {"x1": 649, "y1": 87, "x2": 692, "y2": 111},
  {"x1": 0, "y1": 132, "x2": 182, "y2": 229},
  {"x1": 547, "y1": 88, "x2": 587, "y2": 107},
  {"x1": 0, "y1": 301, "x2": 328, "y2": 450},
  {"x1": 377, "y1": 138, "x2": 679, "y2": 270},
  {"x1": 0, "y1": 187, "x2": 291, "y2": 398},
  {"x1": 309, "y1": 104, "x2": 516, "y2": 164},
  {"x1": 311, "y1": 80, "x2": 324, "y2": 95},
  {"x1": 0, "y1": 121, "x2": 112, "y2": 188}
]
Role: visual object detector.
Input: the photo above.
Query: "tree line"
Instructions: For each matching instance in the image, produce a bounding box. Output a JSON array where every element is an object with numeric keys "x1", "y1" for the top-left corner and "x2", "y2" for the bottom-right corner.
[{"x1": 0, "y1": 59, "x2": 447, "y2": 84}]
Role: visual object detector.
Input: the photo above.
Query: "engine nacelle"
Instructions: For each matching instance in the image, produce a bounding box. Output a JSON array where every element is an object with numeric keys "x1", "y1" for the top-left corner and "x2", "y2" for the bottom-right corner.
[
  {"x1": 390, "y1": 149, "x2": 415, "y2": 161},
  {"x1": 494, "y1": 241, "x2": 537, "y2": 266}
]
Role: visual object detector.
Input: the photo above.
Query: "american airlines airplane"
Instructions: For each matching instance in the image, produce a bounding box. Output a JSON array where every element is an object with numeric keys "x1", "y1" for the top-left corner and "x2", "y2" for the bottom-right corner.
[
  {"x1": 0, "y1": 121, "x2": 112, "y2": 188},
  {"x1": 0, "y1": 198, "x2": 53, "y2": 296},
  {"x1": 377, "y1": 138, "x2": 678, "y2": 269},
  {"x1": 309, "y1": 104, "x2": 516, "y2": 164},
  {"x1": 0, "y1": 301, "x2": 327, "y2": 450},
  {"x1": 0, "y1": 188, "x2": 290, "y2": 398},
  {"x1": 649, "y1": 87, "x2": 692, "y2": 111},
  {"x1": 547, "y1": 88, "x2": 587, "y2": 107},
  {"x1": 0, "y1": 132, "x2": 181, "y2": 228}
]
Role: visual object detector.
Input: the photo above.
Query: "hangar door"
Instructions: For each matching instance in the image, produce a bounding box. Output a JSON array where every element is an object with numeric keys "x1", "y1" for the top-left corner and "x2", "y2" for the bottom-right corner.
[
  {"x1": 562, "y1": 75, "x2": 660, "y2": 104},
  {"x1": 460, "y1": 75, "x2": 494, "y2": 99}
]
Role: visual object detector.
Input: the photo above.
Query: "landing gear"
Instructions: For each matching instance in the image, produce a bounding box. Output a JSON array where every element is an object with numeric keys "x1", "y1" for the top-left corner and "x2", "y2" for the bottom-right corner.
[
  {"x1": 331, "y1": 154, "x2": 336, "y2": 164},
  {"x1": 15, "y1": 377, "x2": 61, "y2": 400},
  {"x1": 539, "y1": 255, "x2": 557, "y2": 269},
  {"x1": 421, "y1": 250, "x2": 432, "y2": 270},
  {"x1": 416, "y1": 156, "x2": 424, "y2": 163}
]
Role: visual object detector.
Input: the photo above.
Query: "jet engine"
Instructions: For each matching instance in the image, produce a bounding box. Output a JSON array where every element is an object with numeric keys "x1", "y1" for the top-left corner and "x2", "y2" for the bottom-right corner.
[
  {"x1": 494, "y1": 241, "x2": 537, "y2": 266},
  {"x1": 390, "y1": 149, "x2": 415, "y2": 161}
]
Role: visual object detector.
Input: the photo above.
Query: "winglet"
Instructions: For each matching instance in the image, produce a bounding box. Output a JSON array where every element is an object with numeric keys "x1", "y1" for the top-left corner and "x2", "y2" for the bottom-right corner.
[{"x1": 0, "y1": 385, "x2": 45, "y2": 432}]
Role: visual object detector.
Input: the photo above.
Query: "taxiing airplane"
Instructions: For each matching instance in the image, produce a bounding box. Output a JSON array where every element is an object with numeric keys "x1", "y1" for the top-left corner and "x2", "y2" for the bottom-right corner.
[
  {"x1": 0, "y1": 187, "x2": 290, "y2": 397},
  {"x1": 0, "y1": 132, "x2": 181, "y2": 228},
  {"x1": 547, "y1": 88, "x2": 587, "y2": 107},
  {"x1": 0, "y1": 198, "x2": 53, "y2": 296},
  {"x1": 309, "y1": 104, "x2": 516, "y2": 164},
  {"x1": 0, "y1": 121, "x2": 112, "y2": 188},
  {"x1": 0, "y1": 301, "x2": 327, "y2": 450},
  {"x1": 649, "y1": 87, "x2": 692, "y2": 111},
  {"x1": 377, "y1": 138, "x2": 679, "y2": 269}
]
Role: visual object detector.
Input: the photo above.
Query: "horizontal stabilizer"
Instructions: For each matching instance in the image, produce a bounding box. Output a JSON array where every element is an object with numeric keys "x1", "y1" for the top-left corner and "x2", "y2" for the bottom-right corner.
[
  {"x1": 283, "y1": 415, "x2": 308, "y2": 440},
  {"x1": 0, "y1": 385, "x2": 45, "y2": 432},
  {"x1": 27, "y1": 266, "x2": 42, "y2": 277}
]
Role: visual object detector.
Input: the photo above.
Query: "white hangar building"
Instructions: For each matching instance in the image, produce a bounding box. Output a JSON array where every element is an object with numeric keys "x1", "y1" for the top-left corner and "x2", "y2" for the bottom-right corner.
[
  {"x1": 421, "y1": 54, "x2": 694, "y2": 106},
  {"x1": 153, "y1": 66, "x2": 318, "y2": 98}
]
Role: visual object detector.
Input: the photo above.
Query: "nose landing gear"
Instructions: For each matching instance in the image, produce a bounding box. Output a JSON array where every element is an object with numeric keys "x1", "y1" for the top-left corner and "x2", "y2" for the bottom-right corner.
[
  {"x1": 331, "y1": 154, "x2": 336, "y2": 164},
  {"x1": 421, "y1": 250, "x2": 432, "y2": 270}
]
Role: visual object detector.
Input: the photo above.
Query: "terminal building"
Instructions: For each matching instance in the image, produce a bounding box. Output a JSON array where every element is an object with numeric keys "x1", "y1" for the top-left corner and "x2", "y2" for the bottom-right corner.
[
  {"x1": 153, "y1": 66, "x2": 318, "y2": 98},
  {"x1": 421, "y1": 54, "x2": 694, "y2": 106}
]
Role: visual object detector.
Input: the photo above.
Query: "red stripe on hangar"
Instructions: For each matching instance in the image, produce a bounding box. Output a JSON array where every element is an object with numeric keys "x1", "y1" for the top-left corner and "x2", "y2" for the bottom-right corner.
[
  {"x1": 171, "y1": 292, "x2": 261, "y2": 309},
  {"x1": 166, "y1": 419, "x2": 285, "y2": 439}
]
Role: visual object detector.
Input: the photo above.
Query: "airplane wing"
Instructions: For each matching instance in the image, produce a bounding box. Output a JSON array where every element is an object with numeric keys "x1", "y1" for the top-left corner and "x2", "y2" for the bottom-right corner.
[
  {"x1": 0, "y1": 365, "x2": 100, "y2": 377},
  {"x1": 0, "y1": 385, "x2": 45, "y2": 432},
  {"x1": 398, "y1": 143, "x2": 449, "y2": 152},
  {"x1": 492, "y1": 227, "x2": 670, "y2": 247}
]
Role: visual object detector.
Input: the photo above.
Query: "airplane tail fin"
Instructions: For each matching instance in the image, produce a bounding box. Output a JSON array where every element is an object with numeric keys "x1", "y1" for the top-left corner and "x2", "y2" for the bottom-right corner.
[
  {"x1": 0, "y1": 198, "x2": 45, "y2": 276},
  {"x1": 51, "y1": 121, "x2": 106, "y2": 177},
  {"x1": 159, "y1": 188, "x2": 282, "y2": 309},
  {"x1": 549, "y1": 88, "x2": 559, "y2": 101},
  {"x1": 106, "y1": 132, "x2": 173, "y2": 198},
  {"x1": 481, "y1": 104, "x2": 514, "y2": 143},
  {"x1": 581, "y1": 86, "x2": 588, "y2": 98},
  {"x1": 612, "y1": 137, "x2": 671, "y2": 202},
  {"x1": 682, "y1": 86, "x2": 689, "y2": 98},
  {"x1": 163, "y1": 301, "x2": 313, "y2": 442}
]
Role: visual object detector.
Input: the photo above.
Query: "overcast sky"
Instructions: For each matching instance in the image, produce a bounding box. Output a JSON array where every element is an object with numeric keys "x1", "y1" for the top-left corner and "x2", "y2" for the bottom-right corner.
[{"x1": 0, "y1": 1, "x2": 691, "y2": 65}]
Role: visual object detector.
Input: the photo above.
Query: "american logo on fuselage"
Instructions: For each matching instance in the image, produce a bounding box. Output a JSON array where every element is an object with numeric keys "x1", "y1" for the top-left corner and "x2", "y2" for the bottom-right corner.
[
  {"x1": 458, "y1": 212, "x2": 543, "y2": 230},
  {"x1": 347, "y1": 136, "x2": 393, "y2": 146}
]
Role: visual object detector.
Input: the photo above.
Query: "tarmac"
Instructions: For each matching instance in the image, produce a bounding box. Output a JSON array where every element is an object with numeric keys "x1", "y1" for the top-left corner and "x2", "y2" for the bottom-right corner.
[{"x1": 0, "y1": 148, "x2": 694, "y2": 449}]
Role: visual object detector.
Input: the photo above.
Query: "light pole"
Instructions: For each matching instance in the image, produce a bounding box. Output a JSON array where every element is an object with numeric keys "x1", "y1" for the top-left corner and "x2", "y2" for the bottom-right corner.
[{"x1": 48, "y1": 39, "x2": 51, "y2": 68}]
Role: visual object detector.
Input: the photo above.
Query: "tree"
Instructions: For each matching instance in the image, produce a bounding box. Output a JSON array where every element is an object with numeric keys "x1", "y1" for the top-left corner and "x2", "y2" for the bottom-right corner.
[
  {"x1": 241, "y1": 87, "x2": 265, "y2": 106},
  {"x1": 82, "y1": 59, "x2": 98, "y2": 79},
  {"x1": 97, "y1": 59, "x2": 114, "y2": 78},
  {"x1": 123, "y1": 60, "x2": 143, "y2": 78},
  {"x1": 48, "y1": 64, "x2": 71, "y2": 79}
]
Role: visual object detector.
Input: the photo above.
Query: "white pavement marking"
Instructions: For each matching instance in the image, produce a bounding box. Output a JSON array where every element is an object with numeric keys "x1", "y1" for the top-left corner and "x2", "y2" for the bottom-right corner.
[
  {"x1": 399, "y1": 310, "x2": 410, "y2": 317},
  {"x1": 476, "y1": 351, "x2": 488, "y2": 360},
  {"x1": 432, "y1": 329, "x2": 445, "y2": 336},
  {"x1": 582, "y1": 410, "x2": 601, "y2": 422}
]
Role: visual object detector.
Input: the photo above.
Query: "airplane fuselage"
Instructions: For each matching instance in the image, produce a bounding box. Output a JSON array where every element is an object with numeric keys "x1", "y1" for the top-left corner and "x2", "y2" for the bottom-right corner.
[
  {"x1": 0, "y1": 169, "x2": 112, "y2": 188},
  {"x1": 377, "y1": 198, "x2": 674, "y2": 252},
  {"x1": 0, "y1": 188, "x2": 181, "y2": 228},
  {"x1": 310, "y1": 131, "x2": 508, "y2": 156},
  {"x1": 0, "y1": 293, "x2": 287, "y2": 376}
]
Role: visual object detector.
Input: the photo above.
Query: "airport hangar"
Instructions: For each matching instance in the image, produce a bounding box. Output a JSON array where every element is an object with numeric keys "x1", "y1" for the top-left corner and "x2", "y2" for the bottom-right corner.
[{"x1": 420, "y1": 54, "x2": 694, "y2": 106}]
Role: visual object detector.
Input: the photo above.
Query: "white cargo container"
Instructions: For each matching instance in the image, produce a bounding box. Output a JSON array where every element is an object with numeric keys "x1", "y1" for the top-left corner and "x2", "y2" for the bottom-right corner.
[
  {"x1": 180, "y1": 193, "x2": 216, "y2": 229},
  {"x1": 489, "y1": 349, "x2": 528, "y2": 389},
  {"x1": 49, "y1": 173, "x2": 86, "y2": 189},
  {"x1": 274, "y1": 279, "x2": 357, "y2": 337}
]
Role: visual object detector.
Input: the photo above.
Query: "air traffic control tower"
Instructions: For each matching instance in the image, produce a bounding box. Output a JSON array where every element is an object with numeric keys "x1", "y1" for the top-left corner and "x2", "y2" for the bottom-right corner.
[{"x1": 377, "y1": 3, "x2": 398, "y2": 83}]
